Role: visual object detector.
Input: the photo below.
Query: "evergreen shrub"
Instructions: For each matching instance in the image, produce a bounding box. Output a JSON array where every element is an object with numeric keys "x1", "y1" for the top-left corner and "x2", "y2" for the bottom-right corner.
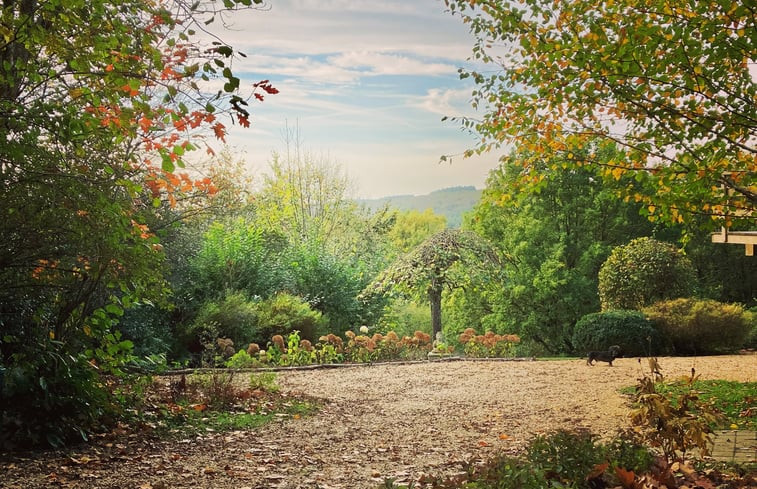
[
  {"x1": 185, "y1": 290, "x2": 258, "y2": 350},
  {"x1": 643, "y1": 298, "x2": 750, "y2": 354},
  {"x1": 598, "y1": 237, "x2": 696, "y2": 311},
  {"x1": 253, "y1": 292, "x2": 326, "y2": 343},
  {"x1": 572, "y1": 310, "x2": 662, "y2": 356}
]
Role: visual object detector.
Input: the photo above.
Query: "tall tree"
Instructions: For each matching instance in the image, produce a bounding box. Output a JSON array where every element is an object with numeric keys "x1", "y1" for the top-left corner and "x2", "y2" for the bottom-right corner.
[
  {"x1": 254, "y1": 125, "x2": 355, "y2": 249},
  {"x1": 445, "y1": 0, "x2": 755, "y2": 228},
  {"x1": 0, "y1": 0, "x2": 273, "y2": 447},
  {"x1": 461, "y1": 144, "x2": 671, "y2": 352}
]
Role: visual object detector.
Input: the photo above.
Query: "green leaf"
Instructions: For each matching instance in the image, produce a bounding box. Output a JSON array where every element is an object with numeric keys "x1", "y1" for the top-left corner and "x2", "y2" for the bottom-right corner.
[{"x1": 161, "y1": 152, "x2": 175, "y2": 172}]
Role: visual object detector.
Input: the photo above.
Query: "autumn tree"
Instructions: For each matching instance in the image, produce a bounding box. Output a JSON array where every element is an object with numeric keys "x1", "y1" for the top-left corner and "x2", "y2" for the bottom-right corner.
[
  {"x1": 364, "y1": 229, "x2": 498, "y2": 340},
  {"x1": 0, "y1": 0, "x2": 273, "y2": 447},
  {"x1": 445, "y1": 0, "x2": 755, "y2": 228}
]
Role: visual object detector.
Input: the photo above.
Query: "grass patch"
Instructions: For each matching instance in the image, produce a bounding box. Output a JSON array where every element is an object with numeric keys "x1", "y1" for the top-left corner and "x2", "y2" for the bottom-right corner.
[
  {"x1": 622, "y1": 379, "x2": 756, "y2": 430},
  {"x1": 656, "y1": 379, "x2": 756, "y2": 430},
  {"x1": 138, "y1": 370, "x2": 319, "y2": 438},
  {"x1": 157, "y1": 397, "x2": 318, "y2": 436}
]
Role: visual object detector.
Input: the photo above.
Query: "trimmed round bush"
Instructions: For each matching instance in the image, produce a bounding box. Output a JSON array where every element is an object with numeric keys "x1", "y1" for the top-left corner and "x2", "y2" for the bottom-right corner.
[
  {"x1": 643, "y1": 298, "x2": 750, "y2": 355},
  {"x1": 572, "y1": 310, "x2": 662, "y2": 356},
  {"x1": 598, "y1": 237, "x2": 696, "y2": 311}
]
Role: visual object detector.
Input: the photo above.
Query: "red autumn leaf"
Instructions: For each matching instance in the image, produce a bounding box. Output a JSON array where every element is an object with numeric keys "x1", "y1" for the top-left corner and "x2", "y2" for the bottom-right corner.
[
  {"x1": 138, "y1": 116, "x2": 152, "y2": 132},
  {"x1": 173, "y1": 118, "x2": 187, "y2": 131},
  {"x1": 238, "y1": 114, "x2": 250, "y2": 128},
  {"x1": 212, "y1": 122, "x2": 226, "y2": 142},
  {"x1": 586, "y1": 462, "x2": 608, "y2": 480},
  {"x1": 614, "y1": 467, "x2": 636, "y2": 489}
]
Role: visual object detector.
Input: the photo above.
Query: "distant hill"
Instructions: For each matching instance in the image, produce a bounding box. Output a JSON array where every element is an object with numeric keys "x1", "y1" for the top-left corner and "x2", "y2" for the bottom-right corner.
[{"x1": 359, "y1": 186, "x2": 483, "y2": 228}]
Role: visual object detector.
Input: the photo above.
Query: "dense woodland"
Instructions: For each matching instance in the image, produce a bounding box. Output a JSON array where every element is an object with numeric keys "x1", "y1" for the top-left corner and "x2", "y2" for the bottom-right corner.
[{"x1": 0, "y1": 0, "x2": 755, "y2": 460}]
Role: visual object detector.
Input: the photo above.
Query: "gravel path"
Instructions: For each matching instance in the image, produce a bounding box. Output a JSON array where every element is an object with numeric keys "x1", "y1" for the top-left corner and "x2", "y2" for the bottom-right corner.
[{"x1": 2, "y1": 354, "x2": 755, "y2": 489}]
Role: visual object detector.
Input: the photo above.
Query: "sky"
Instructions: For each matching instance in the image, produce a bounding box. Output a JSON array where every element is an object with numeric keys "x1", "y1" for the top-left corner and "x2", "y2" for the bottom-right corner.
[{"x1": 209, "y1": 0, "x2": 502, "y2": 199}]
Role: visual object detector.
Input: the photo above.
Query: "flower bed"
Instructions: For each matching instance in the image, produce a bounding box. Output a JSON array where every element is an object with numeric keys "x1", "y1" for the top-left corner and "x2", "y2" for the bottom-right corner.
[{"x1": 223, "y1": 328, "x2": 521, "y2": 369}]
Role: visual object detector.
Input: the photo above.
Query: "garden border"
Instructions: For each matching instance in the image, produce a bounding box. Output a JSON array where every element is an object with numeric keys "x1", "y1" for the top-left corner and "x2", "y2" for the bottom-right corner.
[{"x1": 154, "y1": 355, "x2": 537, "y2": 376}]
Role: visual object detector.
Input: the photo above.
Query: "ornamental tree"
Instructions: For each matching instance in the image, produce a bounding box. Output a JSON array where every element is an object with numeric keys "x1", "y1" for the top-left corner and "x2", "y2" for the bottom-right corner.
[
  {"x1": 363, "y1": 229, "x2": 499, "y2": 340},
  {"x1": 445, "y1": 0, "x2": 755, "y2": 228}
]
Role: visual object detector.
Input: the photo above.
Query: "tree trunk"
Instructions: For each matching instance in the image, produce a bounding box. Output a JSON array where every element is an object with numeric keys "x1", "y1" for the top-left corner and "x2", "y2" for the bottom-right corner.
[{"x1": 429, "y1": 281, "x2": 443, "y2": 341}]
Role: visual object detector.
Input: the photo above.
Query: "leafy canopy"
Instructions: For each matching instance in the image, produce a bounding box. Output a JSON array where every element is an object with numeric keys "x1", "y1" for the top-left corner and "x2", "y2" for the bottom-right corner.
[
  {"x1": 0, "y1": 0, "x2": 273, "y2": 447},
  {"x1": 445, "y1": 0, "x2": 755, "y2": 228},
  {"x1": 459, "y1": 143, "x2": 666, "y2": 352}
]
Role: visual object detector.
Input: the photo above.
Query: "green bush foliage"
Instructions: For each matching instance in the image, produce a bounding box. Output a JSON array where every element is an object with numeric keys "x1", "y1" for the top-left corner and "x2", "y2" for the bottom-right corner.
[
  {"x1": 225, "y1": 349, "x2": 261, "y2": 369},
  {"x1": 643, "y1": 298, "x2": 750, "y2": 355},
  {"x1": 184, "y1": 290, "x2": 259, "y2": 352},
  {"x1": 746, "y1": 307, "x2": 757, "y2": 349},
  {"x1": 598, "y1": 237, "x2": 696, "y2": 311},
  {"x1": 375, "y1": 298, "x2": 431, "y2": 338},
  {"x1": 186, "y1": 220, "x2": 283, "y2": 303},
  {"x1": 466, "y1": 430, "x2": 654, "y2": 489},
  {"x1": 253, "y1": 292, "x2": 326, "y2": 343},
  {"x1": 284, "y1": 243, "x2": 376, "y2": 335},
  {"x1": 0, "y1": 338, "x2": 134, "y2": 449},
  {"x1": 572, "y1": 310, "x2": 662, "y2": 356}
]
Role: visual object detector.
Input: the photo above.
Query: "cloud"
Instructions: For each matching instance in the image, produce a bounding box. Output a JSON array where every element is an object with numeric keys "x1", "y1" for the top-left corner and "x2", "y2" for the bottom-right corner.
[
  {"x1": 194, "y1": 0, "x2": 501, "y2": 199},
  {"x1": 328, "y1": 51, "x2": 456, "y2": 77},
  {"x1": 211, "y1": 0, "x2": 476, "y2": 61},
  {"x1": 412, "y1": 87, "x2": 474, "y2": 116}
]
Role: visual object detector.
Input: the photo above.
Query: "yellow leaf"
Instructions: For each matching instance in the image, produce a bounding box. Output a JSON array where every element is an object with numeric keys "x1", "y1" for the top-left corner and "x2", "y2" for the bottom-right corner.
[{"x1": 499, "y1": 433, "x2": 510, "y2": 440}]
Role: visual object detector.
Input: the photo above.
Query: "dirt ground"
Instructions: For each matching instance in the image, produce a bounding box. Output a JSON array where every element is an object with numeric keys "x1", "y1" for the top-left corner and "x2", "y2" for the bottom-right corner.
[{"x1": 2, "y1": 354, "x2": 756, "y2": 489}]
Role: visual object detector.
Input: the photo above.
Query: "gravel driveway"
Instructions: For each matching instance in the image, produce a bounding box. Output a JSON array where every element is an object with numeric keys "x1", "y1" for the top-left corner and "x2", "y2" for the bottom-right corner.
[{"x1": 2, "y1": 354, "x2": 755, "y2": 489}]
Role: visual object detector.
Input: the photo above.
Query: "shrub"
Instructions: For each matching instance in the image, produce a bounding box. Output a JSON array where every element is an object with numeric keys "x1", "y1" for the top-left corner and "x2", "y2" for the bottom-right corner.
[
  {"x1": 467, "y1": 430, "x2": 654, "y2": 489},
  {"x1": 184, "y1": 290, "x2": 258, "y2": 352},
  {"x1": 253, "y1": 292, "x2": 326, "y2": 343},
  {"x1": 745, "y1": 307, "x2": 757, "y2": 349},
  {"x1": 225, "y1": 349, "x2": 260, "y2": 369},
  {"x1": 527, "y1": 430, "x2": 606, "y2": 484},
  {"x1": 572, "y1": 310, "x2": 662, "y2": 356},
  {"x1": 0, "y1": 340, "x2": 130, "y2": 449},
  {"x1": 630, "y1": 370, "x2": 721, "y2": 463},
  {"x1": 643, "y1": 298, "x2": 750, "y2": 355},
  {"x1": 598, "y1": 237, "x2": 696, "y2": 311},
  {"x1": 375, "y1": 298, "x2": 431, "y2": 338},
  {"x1": 185, "y1": 371, "x2": 241, "y2": 410}
]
